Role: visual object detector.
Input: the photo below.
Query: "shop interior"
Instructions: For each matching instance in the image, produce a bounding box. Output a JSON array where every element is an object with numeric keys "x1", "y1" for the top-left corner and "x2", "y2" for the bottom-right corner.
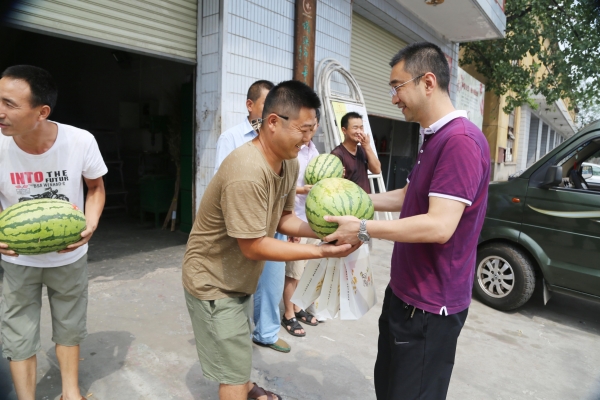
[
  {"x1": 369, "y1": 116, "x2": 420, "y2": 191},
  {"x1": 1, "y1": 26, "x2": 195, "y2": 232}
]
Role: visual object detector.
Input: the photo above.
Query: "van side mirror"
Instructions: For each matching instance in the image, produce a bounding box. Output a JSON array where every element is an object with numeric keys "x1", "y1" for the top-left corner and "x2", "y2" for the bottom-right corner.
[{"x1": 542, "y1": 165, "x2": 562, "y2": 188}]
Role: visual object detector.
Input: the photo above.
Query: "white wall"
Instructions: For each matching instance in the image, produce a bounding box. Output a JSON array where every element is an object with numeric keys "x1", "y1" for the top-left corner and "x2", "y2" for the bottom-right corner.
[{"x1": 194, "y1": 0, "x2": 353, "y2": 206}]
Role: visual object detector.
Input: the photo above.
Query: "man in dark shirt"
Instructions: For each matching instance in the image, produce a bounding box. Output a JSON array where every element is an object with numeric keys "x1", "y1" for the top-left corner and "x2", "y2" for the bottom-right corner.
[
  {"x1": 331, "y1": 112, "x2": 381, "y2": 193},
  {"x1": 323, "y1": 42, "x2": 491, "y2": 400}
]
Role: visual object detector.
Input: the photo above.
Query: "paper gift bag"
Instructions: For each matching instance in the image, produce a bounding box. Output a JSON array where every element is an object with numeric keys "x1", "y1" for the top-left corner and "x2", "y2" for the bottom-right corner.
[
  {"x1": 290, "y1": 257, "x2": 328, "y2": 310},
  {"x1": 309, "y1": 258, "x2": 341, "y2": 320},
  {"x1": 340, "y1": 244, "x2": 377, "y2": 320}
]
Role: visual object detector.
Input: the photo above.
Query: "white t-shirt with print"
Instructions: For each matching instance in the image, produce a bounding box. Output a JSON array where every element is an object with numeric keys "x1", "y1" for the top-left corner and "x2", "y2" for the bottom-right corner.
[{"x1": 0, "y1": 121, "x2": 108, "y2": 267}]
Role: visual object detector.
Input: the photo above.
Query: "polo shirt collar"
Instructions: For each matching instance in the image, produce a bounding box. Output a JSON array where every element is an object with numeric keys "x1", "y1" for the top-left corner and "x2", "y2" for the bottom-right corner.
[{"x1": 422, "y1": 110, "x2": 468, "y2": 135}]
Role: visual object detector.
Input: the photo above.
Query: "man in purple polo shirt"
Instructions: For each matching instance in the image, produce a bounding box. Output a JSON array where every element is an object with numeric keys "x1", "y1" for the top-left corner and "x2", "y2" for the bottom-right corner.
[{"x1": 323, "y1": 42, "x2": 490, "y2": 400}]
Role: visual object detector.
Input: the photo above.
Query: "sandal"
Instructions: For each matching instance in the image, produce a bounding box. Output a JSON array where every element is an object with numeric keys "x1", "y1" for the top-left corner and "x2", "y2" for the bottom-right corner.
[
  {"x1": 295, "y1": 309, "x2": 319, "y2": 326},
  {"x1": 248, "y1": 382, "x2": 282, "y2": 400},
  {"x1": 281, "y1": 316, "x2": 305, "y2": 337}
]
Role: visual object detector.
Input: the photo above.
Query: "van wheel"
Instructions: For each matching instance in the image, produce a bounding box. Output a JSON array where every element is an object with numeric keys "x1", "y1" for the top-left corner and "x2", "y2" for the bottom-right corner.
[{"x1": 474, "y1": 243, "x2": 536, "y2": 311}]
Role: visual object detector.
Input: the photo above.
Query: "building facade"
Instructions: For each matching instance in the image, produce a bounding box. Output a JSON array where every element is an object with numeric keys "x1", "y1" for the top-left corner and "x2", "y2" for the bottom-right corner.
[
  {"x1": 461, "y1": 52, "x2": 577, "y2": 182},
  {"x1": 2, "y1": 0, "x2": 506, "y2": 219}
]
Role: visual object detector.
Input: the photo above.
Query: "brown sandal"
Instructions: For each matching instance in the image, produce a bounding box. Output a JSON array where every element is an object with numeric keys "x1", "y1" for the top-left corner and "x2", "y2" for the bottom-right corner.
[{"x1": 248, "y1": 382, "x2": 282, "y2": 400}]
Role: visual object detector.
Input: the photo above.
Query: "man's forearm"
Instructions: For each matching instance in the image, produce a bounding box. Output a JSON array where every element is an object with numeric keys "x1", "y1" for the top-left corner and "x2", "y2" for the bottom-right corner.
[
  {"x1": 364, "y1": 145, "x2": 382, "y2": 174},
  {"x1": 366, "y1": 214, "x2": 448, "y2": 244},
  {"x1": 241, "y1": 236, "x2": 323, "y2": 261},
  {"x1": 278, "y1": 213, "x2": 319, "y2": 239},
  {"x1": 84, "y1": 187, "x2": 105, "y2": 230},
  {"x1": 370, "y1": 188, "x2": 405, "y2": 212}
]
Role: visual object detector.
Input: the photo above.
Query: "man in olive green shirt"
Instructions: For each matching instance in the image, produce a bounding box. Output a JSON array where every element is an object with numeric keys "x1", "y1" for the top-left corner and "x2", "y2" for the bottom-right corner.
[{"x1": 182, "y1": 80, "x2": 358, "y2": 400}]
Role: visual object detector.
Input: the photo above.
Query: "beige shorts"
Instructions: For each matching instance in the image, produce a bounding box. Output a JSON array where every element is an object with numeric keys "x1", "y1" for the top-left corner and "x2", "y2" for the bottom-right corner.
[
  {"x1": 285, "y1": 237, "x2": 321, "y2": 280},
  {"x1": 184, "y1": 289, "x2": 252, "y2": 385},
  {"x1": 1, "y1": 254, "x2": 89, "y2": 361}
]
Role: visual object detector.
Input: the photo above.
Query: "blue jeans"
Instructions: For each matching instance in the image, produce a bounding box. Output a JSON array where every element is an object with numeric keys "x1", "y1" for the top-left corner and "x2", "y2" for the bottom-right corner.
[{"x1": 252, "y1": 232, "x2": 286, "y2": 345}]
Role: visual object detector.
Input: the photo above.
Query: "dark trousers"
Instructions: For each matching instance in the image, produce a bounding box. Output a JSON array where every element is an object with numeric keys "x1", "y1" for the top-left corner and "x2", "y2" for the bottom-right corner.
[{"x1": 374, "y1": 286, "x2": 468, "y2": 400}]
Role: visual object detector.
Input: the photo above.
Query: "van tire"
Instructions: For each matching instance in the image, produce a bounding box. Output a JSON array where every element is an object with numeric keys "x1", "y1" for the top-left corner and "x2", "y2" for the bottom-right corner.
[{"x1": 474, "y1": 243, "x2": 536, "y2": 311}]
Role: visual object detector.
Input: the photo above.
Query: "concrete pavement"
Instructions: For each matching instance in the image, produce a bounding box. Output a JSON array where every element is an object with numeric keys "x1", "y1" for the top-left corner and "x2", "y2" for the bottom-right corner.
[{"x1": 1, "y1": 218, "x2": 599, "y2": 400}]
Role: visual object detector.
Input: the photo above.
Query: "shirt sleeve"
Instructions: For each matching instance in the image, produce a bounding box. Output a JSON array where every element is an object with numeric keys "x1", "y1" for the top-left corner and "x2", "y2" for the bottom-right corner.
[
  {"x1": 428, "y1": 135, "x2": 485, "y2": 206},
  {"x1": 83, "y1": 136, "x2": 108, "y2": 179},
  {"x1": 222, "y1": 180, "x2": 268, "y2": 238},
  {"x1": 214, "y1": 134, "x2": 234, "y2": 175}
]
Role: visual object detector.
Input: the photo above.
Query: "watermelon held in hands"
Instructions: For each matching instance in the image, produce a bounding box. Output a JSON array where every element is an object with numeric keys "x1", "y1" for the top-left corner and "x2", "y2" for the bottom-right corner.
[
  {"x1": 304, "y1": 154, "x2": 344, "y2": 185},
  {"x1": 0, "y1": 199, "x2": 87, "y2": 255},
  {"x1": 305, "y1": 178, "x2": 374, "y2": 239}
]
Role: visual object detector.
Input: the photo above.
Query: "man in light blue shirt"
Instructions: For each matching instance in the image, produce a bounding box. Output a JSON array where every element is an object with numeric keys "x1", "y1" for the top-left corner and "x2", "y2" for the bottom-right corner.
[
  {"x1": 214, "y1": 80, "x2": 272, "y2": 174},
  {"x1": 214, "y1": 79, "x2": 293, "y2": 353}
]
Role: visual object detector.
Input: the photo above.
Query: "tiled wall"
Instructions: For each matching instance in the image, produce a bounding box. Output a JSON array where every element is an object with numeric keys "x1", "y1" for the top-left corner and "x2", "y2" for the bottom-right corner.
[
  {"x1": 195, "y1": 0, "x2": 354, "y2": 205},
  {"x1": 195, "y1": 0, "x2": 221, "y2": 204},
  {"x1": 222, "y1": 0, "x2": 296, "y2": 132}
]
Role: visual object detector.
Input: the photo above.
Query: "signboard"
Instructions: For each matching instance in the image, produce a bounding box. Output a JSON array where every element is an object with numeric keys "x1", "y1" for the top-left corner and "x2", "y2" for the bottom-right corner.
[
  {"x1": 455, "y1": 67, "x2": 485, "y2": 130},
  {"x1": 293, "y1": 0, "x2": 317, "y2": 86},
  {"x1": 330, "y1": 101, "x2": 379, "y2": 159}
]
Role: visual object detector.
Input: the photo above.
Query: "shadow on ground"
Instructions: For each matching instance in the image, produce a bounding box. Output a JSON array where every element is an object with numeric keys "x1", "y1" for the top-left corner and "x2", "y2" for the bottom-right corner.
[
  {"x1": 0, "y1": 344, "x2": 17, "y2": 400},
  {"x1": 503, "y1": 277, "x2": 600, "y2": 336},
  {"x1": 89, "y1": 216, "x2": 189, "y2": 264},
  {"x1": 35, "y1": 331, "x2": 133, "y2": 400},
  {"x1": 184, "y1": 347, "x2": 375, "y2": 400}
]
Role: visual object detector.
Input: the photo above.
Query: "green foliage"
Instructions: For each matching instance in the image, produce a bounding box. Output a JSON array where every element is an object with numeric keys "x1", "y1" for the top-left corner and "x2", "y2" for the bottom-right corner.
[{"x1": 461, "y1": 0, "x2": 600, "y2": 115}]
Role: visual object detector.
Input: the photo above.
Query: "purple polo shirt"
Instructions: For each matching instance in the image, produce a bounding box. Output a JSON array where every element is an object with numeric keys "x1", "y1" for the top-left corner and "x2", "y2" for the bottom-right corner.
[{"x1": 390, "y1": 114, "x2": 490, "y2": 315}]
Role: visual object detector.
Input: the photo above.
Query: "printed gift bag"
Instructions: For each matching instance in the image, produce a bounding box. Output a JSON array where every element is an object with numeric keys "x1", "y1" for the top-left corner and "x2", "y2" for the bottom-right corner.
[
  {"x1": 309, "y1": 258, "x2": 341, "y2": 320},
  {"x1": 340, "y1": 244, "x2": 377, "y2": 320},
  {"x1": 290, "y1": 257, "x2": 328, "y2": 310}
]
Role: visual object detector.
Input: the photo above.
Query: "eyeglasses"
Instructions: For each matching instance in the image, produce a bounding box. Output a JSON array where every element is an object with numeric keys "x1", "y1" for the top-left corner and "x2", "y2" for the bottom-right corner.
[
  {"x1": 251, "y1": 114, "x2": 288, "y2": 132},
  {"x1": 389, "y1": 74, "x2": 425, "y2": 97}
]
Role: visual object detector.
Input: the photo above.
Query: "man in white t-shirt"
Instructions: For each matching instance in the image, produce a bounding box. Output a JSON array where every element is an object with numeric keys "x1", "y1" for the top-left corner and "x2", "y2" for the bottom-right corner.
[{"x1": 0, "y1": 65, "x2": 107, "y2": 400}]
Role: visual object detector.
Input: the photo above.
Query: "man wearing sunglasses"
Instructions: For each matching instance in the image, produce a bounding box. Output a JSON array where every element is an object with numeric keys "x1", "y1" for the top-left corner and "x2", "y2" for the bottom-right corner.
[{"x1": 323, "y1": 42, "x2": 491, "y2": 400}]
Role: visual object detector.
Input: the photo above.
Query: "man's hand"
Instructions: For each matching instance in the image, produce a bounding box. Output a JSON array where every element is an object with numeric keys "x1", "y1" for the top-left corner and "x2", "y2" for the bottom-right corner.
[
  {"x1": 318, "y1": 241, "x2": 362, "y2": 258},
  {"x1": 58, "y1": 223, "x2": 96, "y2": 253},
  {"x1": 296, "y1": 184, "x2": 314, "y2": 195},
  {"x1": 0, "y1": 242, "x2": 18, "y2": 257},
  {"x1": 322, "y1": 215, "x2": 362, "y2": 246},
  {"x1": 358, "y1": 132, "x2": 371, "y2": 148}
]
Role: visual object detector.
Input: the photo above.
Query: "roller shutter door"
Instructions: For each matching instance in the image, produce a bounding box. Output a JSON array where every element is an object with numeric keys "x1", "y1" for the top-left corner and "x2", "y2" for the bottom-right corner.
[
  {"x1": 351, "y1": 13, "x2": 407, "y2": 121},
  {"x1": 5, "y1": 0, "x2": 197, "y2": 63}
]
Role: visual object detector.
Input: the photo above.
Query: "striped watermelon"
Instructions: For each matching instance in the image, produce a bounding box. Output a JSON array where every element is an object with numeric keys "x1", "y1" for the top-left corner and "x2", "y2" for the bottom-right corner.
[
  {"x1": 304, "y1": 154, "x2": 344, "y2": 185},
  {"x1": 305, "y1": 178, "x2": 374, "y2": 238},
  {"x1": 0, "y1": 199, "x2": 87, "y2": 255}
]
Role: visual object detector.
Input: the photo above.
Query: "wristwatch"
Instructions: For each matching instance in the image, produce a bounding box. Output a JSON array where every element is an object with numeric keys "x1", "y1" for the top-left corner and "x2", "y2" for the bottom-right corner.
[{"x1": 357, "y1": 219, "x2": 371, "y2": 242}]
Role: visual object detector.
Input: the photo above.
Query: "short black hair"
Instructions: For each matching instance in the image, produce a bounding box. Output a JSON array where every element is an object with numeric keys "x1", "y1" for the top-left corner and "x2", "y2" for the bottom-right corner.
[
  {"x1": 262, "y1": 80, "x2": 321, "y2": 120},
  {"x1": 247, "y1": 80, "x2": 274, "y2": 102},
  {"x1": 389, "y1": 42, "x2": 450, "y2": 94},
  {"x1": 1, "y1": 65, "x2": 58, "y2": 112},
  {"x1": 341, "y1": 111, "x2": 362, "y2": 129}
]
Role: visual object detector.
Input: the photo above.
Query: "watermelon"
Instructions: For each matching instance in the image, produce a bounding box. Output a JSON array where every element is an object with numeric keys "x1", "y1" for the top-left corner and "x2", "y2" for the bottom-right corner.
[
  {"x1": 305, "y1": 178, "x2": 374, "y2": 238},
  {"x1": 0, "y1": 199, "x2": 87, "y2": 255},
  {"x1": 304, "y1": 154, "x2": 344, "y2": 185}
]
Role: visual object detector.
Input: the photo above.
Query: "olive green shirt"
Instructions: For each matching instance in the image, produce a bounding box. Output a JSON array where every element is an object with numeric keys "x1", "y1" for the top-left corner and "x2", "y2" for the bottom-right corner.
[{"x1": 182, "y1": 141, "x2": 298, "y2": 300}]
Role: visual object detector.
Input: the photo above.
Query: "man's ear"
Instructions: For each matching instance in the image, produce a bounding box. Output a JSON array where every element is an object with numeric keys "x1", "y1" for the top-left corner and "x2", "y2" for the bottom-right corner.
[
  {"x1": 423, "y1": 72, "x2": 437, "y2": 94},
  {"x1": 246, "y1": 99, "x2": 254, "y2": 114},
  {"x1": 38, "y1": 105, "x2": 52, "y2": 121}
]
